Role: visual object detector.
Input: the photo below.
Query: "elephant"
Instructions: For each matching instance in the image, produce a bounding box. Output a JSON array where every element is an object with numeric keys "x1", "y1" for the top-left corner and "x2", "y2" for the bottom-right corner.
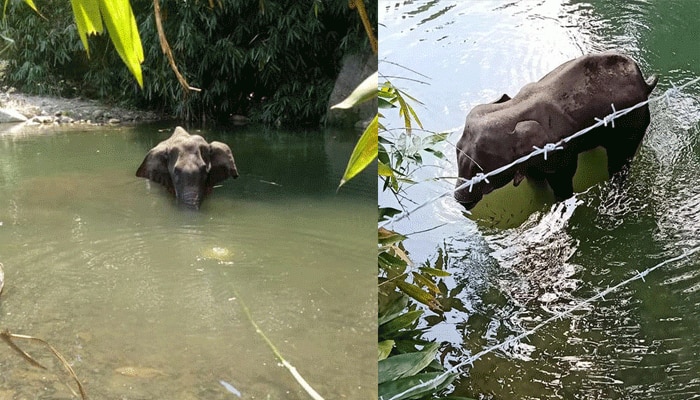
[
  {"x1": 455, "y1": 52, "x2": 658, "y2": 210},
  {"x1": 136, "y1": 126, "x2": 239, "y2": 209}
]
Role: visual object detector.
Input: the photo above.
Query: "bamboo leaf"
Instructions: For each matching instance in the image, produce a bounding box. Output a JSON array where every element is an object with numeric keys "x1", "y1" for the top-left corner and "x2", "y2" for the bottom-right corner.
[
  {"x1": 331, "y1": 71, "x2": 377, "y2": 109},
  {"x1": 69, "y1": 0, "x2": 103, "y2": 56},
  {"x1": 411, "y1": 272, "x2": 441, "y2": 295},
  {"x1": 419, "y1": 267, "x2": 451, "y2": 278},
  {"x1": 338, "y1": 114, "x2": 378, "y2": 188},
  {"x1": 98, "y1": 0, "x2": 144, "y2": 87},
  {"x1": 378, "y1": 97, "x2": 395, "y2": 109},
  {"x1": 378, "y1": 160, "x2": 395, "y2": 178},
  {"x1": 396, "y1": 281, "x2": 442, "y2": 312}
]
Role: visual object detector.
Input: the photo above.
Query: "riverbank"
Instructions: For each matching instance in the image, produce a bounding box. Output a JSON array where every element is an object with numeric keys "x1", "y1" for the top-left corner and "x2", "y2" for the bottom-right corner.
[{"x1": 0, "y1": 88, "x2": 161, "y2": 126}]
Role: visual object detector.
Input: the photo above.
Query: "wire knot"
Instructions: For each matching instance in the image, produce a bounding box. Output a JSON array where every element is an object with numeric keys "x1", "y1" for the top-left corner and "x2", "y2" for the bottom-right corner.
[
  {"x1": 532, "y1": 143, "x2": 563, "y2": 160},
  {"x1": 468, "y1": 173, "x2": 490, "y2": 192},
  {"x1": 594, "y1": 103, "x2": 617, "y2": 128}
]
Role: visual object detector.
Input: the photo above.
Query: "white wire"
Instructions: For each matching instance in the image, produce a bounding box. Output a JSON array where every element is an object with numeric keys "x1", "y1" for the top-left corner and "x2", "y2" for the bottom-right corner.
[{"x1": 379, "y1": 77, "x2": 700, "y2": 229}]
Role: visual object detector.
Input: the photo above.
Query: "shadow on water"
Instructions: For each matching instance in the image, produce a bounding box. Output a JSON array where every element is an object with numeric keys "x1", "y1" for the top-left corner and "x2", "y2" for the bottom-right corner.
[
  {"x1": 380, "y1": 0, "x2": 700, "y2": 398},
  {"x1": 0, "y1": 123, "x2": 375, "y2": 398}
]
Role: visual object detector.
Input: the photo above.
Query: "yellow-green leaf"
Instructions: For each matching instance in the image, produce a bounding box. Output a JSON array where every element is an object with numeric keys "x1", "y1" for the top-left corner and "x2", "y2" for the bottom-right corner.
[
  {"x1": 331, "y1": 71, "x2": 378, "y2": 109},
  {"x1": 378, "y1": 160, "x2": 394, "y2": 177},
  {"x1": 411, "y1": 272, "x2": 441, "y2": 295},
  {"x1": 98, "y1": 0, "x2": 144, "y2": 87},
  {"x1": 396, "y1": 281, "x2": 442, "y2": 312},
  {"x1": 378, "y1": 340, "x2": 394, "y2": 361},
  {"x1": 338, "y1": 114, "x2": 378, "y2": 188},
  {"x1": 70, "y1": 0, "x2": 103, "y2": 56}
]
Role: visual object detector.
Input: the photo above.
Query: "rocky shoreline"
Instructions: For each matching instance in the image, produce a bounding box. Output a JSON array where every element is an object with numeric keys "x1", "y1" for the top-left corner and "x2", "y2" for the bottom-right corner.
[{"x1": 0, "y1": 88, "x2": 162, "y2": 127}]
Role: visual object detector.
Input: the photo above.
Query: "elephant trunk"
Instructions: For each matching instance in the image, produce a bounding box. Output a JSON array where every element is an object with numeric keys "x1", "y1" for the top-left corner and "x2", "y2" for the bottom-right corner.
[{"x1": 177, "y1": 188, "x2": 204, "y2": 210}]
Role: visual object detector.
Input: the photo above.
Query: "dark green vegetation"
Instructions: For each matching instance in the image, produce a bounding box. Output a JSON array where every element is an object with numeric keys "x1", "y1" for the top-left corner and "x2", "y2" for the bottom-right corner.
[
  {"x1": 378, "y1": 81, "x2": 474, "y2": 400},
  {"x1": 1, "y1": 1, "x2": 375, "y2": 125}
]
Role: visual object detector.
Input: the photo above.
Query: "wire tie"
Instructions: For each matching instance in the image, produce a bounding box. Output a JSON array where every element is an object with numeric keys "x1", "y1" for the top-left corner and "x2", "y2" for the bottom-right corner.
[
  {"x1": 594, "y1": 104, "x2": 616, "y2": 128},
  {"x1": 533, "y1": 143, "x2": 563, "y2": 160},
  {"x1": 468, "y1": 173, "x2": 489, "y2": 192}
]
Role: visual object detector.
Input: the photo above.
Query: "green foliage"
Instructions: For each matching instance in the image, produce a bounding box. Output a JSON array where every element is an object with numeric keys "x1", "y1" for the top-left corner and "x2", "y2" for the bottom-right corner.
[
  {"x1": 69, "y1": 0, "x2": 144, "y2": 86},
  {"x1": 378, "y1": 75, "x2": 462, "y2": 399},
  {"x1": 378, "y1": 80, "x2": 448, "y2": 199},
  {"x1": 334, "y1": 71, "x2": 378, "y2": 188},
  {"x1": 1, "y1": 0, "x2": 375, "y2": 125}
]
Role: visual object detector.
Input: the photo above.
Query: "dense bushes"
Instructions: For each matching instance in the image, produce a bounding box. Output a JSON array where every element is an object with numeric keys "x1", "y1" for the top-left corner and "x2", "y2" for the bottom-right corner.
[{"x1": 1, "y1": 1, "x2": 375, "y2": 125}]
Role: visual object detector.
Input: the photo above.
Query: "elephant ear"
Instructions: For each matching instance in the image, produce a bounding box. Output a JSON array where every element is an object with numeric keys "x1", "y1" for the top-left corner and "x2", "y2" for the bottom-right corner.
[
  {"x1": 510, "y1": 120, "x2": 546, "y2": 157},
  {"x1": 207, "y1": 141, "x2": 239, "y2": 187},
  {"x1": 136, "y1": 143, "x2": 173, "y2": 190},
  {"x1": 492, "y1": 93, "x2": 511, "y2": 104}
]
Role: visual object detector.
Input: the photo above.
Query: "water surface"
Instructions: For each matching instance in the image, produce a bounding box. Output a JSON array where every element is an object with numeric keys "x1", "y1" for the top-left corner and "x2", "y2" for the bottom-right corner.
[
  {"x1": 380, "y1": 0, "x2": 700, "y2": 398},
  {"x1": 0, "y1": 123, "x2": 375, "y2": 399}
]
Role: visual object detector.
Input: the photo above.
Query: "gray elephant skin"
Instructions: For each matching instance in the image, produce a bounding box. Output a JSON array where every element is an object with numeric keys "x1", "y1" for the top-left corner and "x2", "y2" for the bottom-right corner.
[
  {"x1": 136, "y1": 126, "x2": 239, "y2": 209},
  {"x1": 455, "y1": 52, "x2": 658, "y2": 210}
]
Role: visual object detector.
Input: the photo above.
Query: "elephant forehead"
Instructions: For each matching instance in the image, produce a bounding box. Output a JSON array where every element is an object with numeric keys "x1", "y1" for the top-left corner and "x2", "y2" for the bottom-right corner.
[{"x1": 170, "y1": 134, "x2": 208, "y2": 149}]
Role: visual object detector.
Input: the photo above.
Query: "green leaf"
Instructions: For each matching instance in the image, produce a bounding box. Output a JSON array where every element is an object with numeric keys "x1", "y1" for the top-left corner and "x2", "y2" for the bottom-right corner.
[
  {"x1": 396, "y1": 281, "x2": 442, "y2": 312},
  {"x1": 378, "y1": 160, "x2": 395, "y2": 178},
  {"x1": 331, "y1": 71, "x2": 377, "y2": 109},
  {"x1": 378, "y1": 371, "x2": 455, "y2": 400},
  {"x1": 378, "y1": 342, "x2": 440, "y2": 384},
  {"x1": 378, "y1": 250, "x2": 408, "y2": 272},
  {"x1": 98, "y1": 0, "x2": 144, "y2": 87},
  {"x1": 419, "y1": 267, "x2": 451, "y2": 278},
  {"x1": 378, "y1": 227, "x2": 407, "y2": 246},
  {"x1": 70, "y1": 0, "x2": 103, "y2": 56},
  {"x1": 379, "y1": 310, "x2": 422, "y2": 338},
  {"x1": 379, "y1": 207, "x2": 402, "y2": 222},
  {"x1": 378, "y1": 97, "x2": 395, "y2": 109},
  {"x1": 411, "y1": 272, "x2": 440, "y2": 295},
  {"x1": 378, "y1": 340, "x2": 395, "y2": 361},
  {"x1": 378, "y1": 294, "x2": 408, "y2": 326},
  {"x1": 338, "y1": 114, "x2": 378, "y2": 188}
]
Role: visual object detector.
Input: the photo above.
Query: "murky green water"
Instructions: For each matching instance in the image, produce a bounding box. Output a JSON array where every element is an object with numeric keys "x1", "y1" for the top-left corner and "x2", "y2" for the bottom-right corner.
[
  {"x1": 380, "y1": 0, "x2": 700, "y2": 398},
  {"x1": 0, "y1": 123, "x2": 376, "y2": 398}
]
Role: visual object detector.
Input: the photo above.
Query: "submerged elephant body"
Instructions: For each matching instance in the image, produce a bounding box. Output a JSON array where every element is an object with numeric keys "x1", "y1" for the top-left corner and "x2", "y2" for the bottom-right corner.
[
  {"x1": 455, "y1": 52, "x2": 658, "y2": 209},
  {"x1": 136, "y1": 127, "x2": 239, "y2": 209}
]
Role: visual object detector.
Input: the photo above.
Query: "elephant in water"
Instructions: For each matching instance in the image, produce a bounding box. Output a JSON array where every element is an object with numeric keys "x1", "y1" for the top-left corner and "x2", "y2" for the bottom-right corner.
[
  {"x1": 136, "y1": 126, "x2": 239, "y2": 209},
  {"x1": 455, "y1": 52, "x2": 658, "y2": 210}
]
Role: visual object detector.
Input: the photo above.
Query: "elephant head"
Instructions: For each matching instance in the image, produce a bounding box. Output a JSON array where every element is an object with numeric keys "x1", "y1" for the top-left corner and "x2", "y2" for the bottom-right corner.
[
  {"x1": 136, "y1": 126, "x2": 239, "y2": 209},
  {"x1": 455, "y1": 52, "x2": 658, "y2": 210}
]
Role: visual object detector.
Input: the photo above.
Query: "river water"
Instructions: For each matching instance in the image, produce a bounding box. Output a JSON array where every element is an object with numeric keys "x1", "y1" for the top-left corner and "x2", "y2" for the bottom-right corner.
[
  {"x1": 0, "y1": 123, "x2": 375, "y2": 398},
  {"x1": 380, "y1": 0, "x2": 700, "y2": 399}
]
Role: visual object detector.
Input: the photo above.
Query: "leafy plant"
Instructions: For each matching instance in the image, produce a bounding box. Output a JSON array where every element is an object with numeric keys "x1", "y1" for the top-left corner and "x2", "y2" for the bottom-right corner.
[
  {"x1": 377, "y1": 74, "x2": 472, "y2": 399},
  {"x1": 333, "y1": 71, "x2": 377, "y2": 188},
  {"x1": 1, "y1": 0, "x2": 376, "y2": 125}
]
